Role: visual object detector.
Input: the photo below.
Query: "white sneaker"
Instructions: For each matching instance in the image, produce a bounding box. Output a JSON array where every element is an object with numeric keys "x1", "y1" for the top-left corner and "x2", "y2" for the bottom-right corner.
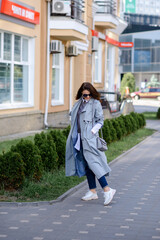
[
  {"x1": 81, "y1": 191, "x2": 98, "y2": 201},
  {"x1": 104, "y1": 188, "x2": 116, "y2": 206}
]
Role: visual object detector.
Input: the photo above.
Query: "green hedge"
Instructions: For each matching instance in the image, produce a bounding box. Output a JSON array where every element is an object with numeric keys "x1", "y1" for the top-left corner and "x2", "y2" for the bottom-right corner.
[
  {"x1": 11, "y1": 139, "x2": 43, "y2": 181},
  {"x1": 49, "y1": 130, "x2": 66, "y2": 168},
  {"x1": 102, "y1": 112, "x2": 146, "y2": 142},
  {"x1": 34, "y1": 132, "x2": 58, "y2": 172},
  {"x1": 157, "y1": 107, "x2": 160, "y2": 119},
  {"x1": 0, "y1": 112, "x2": 145, "y2": 190},
  {"x1": 0, "y1": 151, "x2": 25, "y2": 190}
]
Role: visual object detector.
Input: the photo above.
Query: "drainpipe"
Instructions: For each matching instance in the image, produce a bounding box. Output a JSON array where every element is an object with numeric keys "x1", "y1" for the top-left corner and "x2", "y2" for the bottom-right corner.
[
  {"x1": 104, "y1": 40, "x2": 108, "y2": 90},
  {"x1": 69, "y1": 57, "x2": 73, "y2": 117},
  {"x1": 44, "y1": 0, "x2": 51, "y2": 128}
]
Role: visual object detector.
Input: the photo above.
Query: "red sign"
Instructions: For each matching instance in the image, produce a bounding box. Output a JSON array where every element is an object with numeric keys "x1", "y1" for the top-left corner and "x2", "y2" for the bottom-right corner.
[
  {"x1": 106, "y1": 36, "x2": 119, "y2": 47},
  {"x1": 91, "y1": 30, "x2": 99, "y2": 37},
  {"x1": 91, "y1": 30, "x2": 133, "y2": 48},
  {"x1": 0, "y1": 0, "x2": 40, "y2": 24},
  {"x1": 119, "y1": 42, "x2": 134, "y2": 48}
]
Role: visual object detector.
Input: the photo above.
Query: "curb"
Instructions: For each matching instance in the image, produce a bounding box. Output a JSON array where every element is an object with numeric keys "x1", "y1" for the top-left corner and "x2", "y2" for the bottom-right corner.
[
  {"x1": 0, "y1": 131, "x2": 158, "y2": 207},
  {"x1": 0, "y1": 180, "x2": 87, "y2": 207}
]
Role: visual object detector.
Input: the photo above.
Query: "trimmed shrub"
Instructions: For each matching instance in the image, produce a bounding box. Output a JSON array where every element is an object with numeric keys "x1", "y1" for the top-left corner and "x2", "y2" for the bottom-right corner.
[
  {"x1": 0, "y1": 151, "x2": 25, "y2": 190},
  {"x1": 102, "y1": 120, "x2": 112, "y2": 144},
  {"x1": 157, "y1": 107, "x2": 160, "y2": 119},
  {"x1": 107, "y1": 119, "x2": 117, "y2": 142},
  {"x1": 128, "y1": 114, "x2": 137, "y2": 132},
  {"x1": 121, "y1": 115, "x2": 132, "y2": 135},
  {"x1": 140, "y1": 113, "x2": 146, "y2": 126},
  {"x1": 34, "y1": 132, "x2": 58, "y2": 171},
  {"x1": 111, "y1": 119, "x2": 122, "y2": 140},
  {"x1": 11, "y1": 139, "x2": 43, "y2": 180},
  {"x1": 137, "y1": 114, "x2": 143, "y2": 128},
  {"x1": 130, "y1": 112, "x2": 140, "y2": 129},
  {"x1": 117, "y1": 116, "x2": 127, "y2": 137},
  {"x1": 62, "y1": 125, "x2": 71, "y2": 139},
  {"x1": 49, "y1": 130, "x2": 66, "y2": 168},
  {"x1": 31, "y1": 154, "x2": 43, "y2": 181}
]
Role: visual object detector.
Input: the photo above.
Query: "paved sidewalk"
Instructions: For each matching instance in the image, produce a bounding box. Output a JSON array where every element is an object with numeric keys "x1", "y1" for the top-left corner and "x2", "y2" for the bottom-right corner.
[
  {"x1": 146, "y1": 119, "x2": 160, "y2": 131},
  {"x1": 0, "y1": 121, "x2": 160, "y2": 240}
]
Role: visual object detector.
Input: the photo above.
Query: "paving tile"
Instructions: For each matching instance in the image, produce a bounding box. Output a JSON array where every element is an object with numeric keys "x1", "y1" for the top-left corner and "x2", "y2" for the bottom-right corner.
[{"x1": 0, "y1": 131, "x2": 160, "y2": 240}]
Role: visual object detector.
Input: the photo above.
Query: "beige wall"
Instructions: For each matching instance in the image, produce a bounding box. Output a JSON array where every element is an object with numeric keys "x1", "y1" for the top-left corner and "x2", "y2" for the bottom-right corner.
[
  {"x1": 0, "y1": 0, "x2": 41, "y2": 115},
  {"x1": 40, "y1": 0, "x2": 47, "y2": 113},
  {"x1": 0, "y1": 0, "x2": 122, "y2": 136}
]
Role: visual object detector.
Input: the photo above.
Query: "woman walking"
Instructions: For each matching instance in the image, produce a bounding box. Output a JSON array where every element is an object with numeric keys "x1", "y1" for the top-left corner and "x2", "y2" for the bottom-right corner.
[{"x1": 65, "y1": 82, "x2": 116, "y2": 206}]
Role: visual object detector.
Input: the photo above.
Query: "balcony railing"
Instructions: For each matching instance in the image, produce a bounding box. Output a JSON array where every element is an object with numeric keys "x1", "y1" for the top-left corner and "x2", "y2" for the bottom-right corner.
[
  {"x1": 51, "y1": 0, "x2": 84, "y2": 23},
  {"x1": 71, "y1": 0, "x2": 84, "y2": 23},
  {"x1": 124, "y1": 13, "x2": 160, "y2": 26},
  {"x1": 94, "y1": 0, "x2": 117, "y2": 16}
]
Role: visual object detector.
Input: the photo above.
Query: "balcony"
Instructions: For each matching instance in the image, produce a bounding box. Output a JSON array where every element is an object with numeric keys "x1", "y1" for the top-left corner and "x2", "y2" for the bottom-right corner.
[
  {"x1": 110, "y1": 17, "x2": 128, "y2": 35},
  {"x1": 50, "y1": 0, "x2": 88, "y2": 41},
  {"x1": 94, "y1": 0, "x2": 119, "y2": 29}
]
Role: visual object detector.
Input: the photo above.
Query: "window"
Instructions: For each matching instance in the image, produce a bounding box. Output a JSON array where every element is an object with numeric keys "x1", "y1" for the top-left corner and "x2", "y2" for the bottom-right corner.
[
  {"x1": 0, "y1": 31, "x2": 34, "y2": 108},
  {"x1": 106, "y1": 45, "x2": 115, "y2": 100},
  {"x1": 121, "y1": 49, "x2": 131, "y2": 64},
  {"x1": 94, "y1": 42, "x2": 102, "y2": 83},
  {"x1": 51, "y1": 45, "x2": 64, "y2": 105},
  {"x1": 142, "y1": 88, "x2": 149, "y2": 93}
]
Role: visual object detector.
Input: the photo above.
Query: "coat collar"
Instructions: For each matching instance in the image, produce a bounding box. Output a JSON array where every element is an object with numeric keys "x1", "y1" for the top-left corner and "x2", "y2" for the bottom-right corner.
[
  {"x1": 81, "y1": 97, "x2": 94, "y2": 113},
  {"x1": 72, "y1": 97, "x2": 94, "y2": 117}
]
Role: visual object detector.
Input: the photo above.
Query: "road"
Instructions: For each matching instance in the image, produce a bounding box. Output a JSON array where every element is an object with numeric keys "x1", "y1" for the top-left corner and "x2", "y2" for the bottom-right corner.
[{"x1": 132, "y1": 99, "x2": 160, "y2": 113}]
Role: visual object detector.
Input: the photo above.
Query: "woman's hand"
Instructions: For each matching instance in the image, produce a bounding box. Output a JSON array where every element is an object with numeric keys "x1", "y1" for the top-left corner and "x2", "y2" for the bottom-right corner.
[{"x1": 91, "y1": 123, "x2": 102, "y2": 134}]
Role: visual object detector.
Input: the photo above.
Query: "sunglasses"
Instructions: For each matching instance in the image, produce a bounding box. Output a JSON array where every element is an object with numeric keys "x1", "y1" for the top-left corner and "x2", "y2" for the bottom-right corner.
[{"x1": 83, "y1": 94, "x2": 91, "y2": 98}]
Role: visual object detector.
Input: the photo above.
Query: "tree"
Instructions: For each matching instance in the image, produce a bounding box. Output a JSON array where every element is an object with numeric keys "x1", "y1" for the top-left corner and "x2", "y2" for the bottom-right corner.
[
  {"x1": 146, "y1": 75, "x2": 160, "y2": 87},
  {"x1": 120, "y1": 73, "x2": 135, "y2": 97}
]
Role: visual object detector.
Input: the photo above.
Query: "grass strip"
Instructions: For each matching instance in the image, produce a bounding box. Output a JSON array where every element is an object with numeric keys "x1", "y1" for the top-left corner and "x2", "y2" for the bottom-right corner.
[
  {"x1": 0, "y1": 128, "x2": 155, "y2": 202},
  {"x1": 0, "y1": 136, "x2": 35, "y2": 154},
  {"x1": 142, "y1": 111, "x2": 157, "y2": 120}
]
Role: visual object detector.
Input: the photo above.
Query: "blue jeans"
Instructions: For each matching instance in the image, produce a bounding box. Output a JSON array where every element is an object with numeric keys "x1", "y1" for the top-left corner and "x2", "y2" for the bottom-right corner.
[{"x1": 85, "y1": 163, "x2": 108, "y2": 190}]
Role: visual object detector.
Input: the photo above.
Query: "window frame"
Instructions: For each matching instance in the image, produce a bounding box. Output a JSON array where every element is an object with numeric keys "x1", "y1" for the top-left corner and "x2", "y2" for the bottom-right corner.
[
  {"x1": 94, "y1": 41, "x2": 102, "y2": 83},
  {"x1": 51, "y1": 45, "x2": 64, "y2": 106},
  {"x1": 0, "y1": 31, "x2": 34, "y2": 110}
]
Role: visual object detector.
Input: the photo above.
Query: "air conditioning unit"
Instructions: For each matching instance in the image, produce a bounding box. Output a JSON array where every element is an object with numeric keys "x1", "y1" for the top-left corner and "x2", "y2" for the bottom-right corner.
[
  {"x1": 66, "y1": 45, "x2": 78, "y2": 57},
  {"x1": 50, "y1": 40, "x2": 62, "y2": 53},
  {"x1": 92, "y1": 36, "x2": 99, "y2": 52},
  {"x1": 52, "y1": 0, "x2": 71, "y2": 15}
]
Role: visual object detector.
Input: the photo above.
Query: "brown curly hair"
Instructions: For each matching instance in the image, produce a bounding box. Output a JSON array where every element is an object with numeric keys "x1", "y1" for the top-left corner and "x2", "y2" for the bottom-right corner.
[{"x1": 76, "y1": 82, "x2": 101, "y2": 101}]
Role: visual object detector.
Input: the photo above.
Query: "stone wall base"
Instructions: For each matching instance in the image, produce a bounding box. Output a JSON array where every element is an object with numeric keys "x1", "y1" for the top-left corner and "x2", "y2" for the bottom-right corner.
[
  {"x1": 47, "y1": 110, "x2": 70, "y2": 128},
  {"x1": 0, "y1": 111, "x2": 44, "y2": 137},
  {"x1": 0, "y1": 110, "x2": 70, "y2": 137}
]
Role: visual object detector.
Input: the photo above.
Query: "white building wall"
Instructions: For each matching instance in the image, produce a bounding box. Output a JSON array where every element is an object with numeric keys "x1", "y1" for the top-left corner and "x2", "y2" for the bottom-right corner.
[{"x1": 136, "y1": 0, "x2": 160, "y2": 16}]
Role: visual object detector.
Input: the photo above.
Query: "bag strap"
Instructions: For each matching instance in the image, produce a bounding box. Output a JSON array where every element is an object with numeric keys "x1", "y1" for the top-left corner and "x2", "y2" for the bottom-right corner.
[{"x1": 100, "y1": 128, "x2": 104, "y2": 139}]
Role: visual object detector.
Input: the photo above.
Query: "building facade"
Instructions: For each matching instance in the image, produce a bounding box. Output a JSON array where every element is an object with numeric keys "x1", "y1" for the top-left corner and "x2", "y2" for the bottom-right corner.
[
  {"x1": 0, "y1": 0, "x2": 42, "y2": 136},
  {"x1": 0, "y1": 0, "x2": 127, "y2": 137},
  {"x1": 119, "y1": 30, "x2": 160, "y2": 89},
  {"x1": 123, "y1": 0, "x2": 160, "y2": 16}
]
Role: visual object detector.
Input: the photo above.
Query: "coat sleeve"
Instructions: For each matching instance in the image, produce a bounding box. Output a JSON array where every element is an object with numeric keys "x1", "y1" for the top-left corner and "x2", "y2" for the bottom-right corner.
[{"x1": 94, "y1": 100, "x2": 104, "y2": 126}]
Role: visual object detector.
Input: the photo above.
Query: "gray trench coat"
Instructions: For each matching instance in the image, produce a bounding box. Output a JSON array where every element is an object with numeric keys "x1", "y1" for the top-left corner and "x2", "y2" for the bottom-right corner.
[{"x1": 65, "y1": 97, "x2": 111, "y2": 179}]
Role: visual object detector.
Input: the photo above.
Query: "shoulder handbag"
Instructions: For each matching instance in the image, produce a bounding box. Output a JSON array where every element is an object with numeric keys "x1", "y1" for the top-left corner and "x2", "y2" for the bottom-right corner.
[
  {"x1": 92, "y1": 101, "x2": 108, "y2": 152},
  {"x1": 97, "y1": 128, "x2": 108, "y2": 152}
]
